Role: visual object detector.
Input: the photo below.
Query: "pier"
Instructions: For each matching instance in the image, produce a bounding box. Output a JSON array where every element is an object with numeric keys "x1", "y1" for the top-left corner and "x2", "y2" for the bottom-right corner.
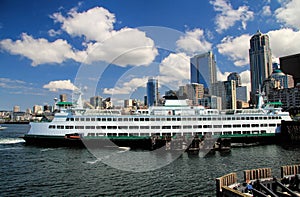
[{"x1": 216, "y1": 164, "x2": 300, "y2": 197}]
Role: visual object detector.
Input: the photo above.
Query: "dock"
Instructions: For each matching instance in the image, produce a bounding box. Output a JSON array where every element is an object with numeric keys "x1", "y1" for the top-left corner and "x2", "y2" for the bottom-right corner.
[{"x1": 216, "y1": 164, "x2": 300, "y2": 197}]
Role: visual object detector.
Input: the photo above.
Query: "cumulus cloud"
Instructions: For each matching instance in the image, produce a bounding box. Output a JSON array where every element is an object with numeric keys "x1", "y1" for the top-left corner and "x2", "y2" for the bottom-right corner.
[
  {"x1": 103, "y1": 77, "x2": 148, "y2": 95},
  {"x1": 268, "y1": 28, "x2": 300, "y2": 61},
  {"x1": 210, "y1": 0, "x2": 254, "y2": 33},
  {"x1": 176, "y1": 28, "x2": 212, "y2": 56},
  {"x1": 262, "y1": 5, "x2": 271, "y2": 16},
  {"x1": 82, "y1": 28, "x2": 158, "y2": 66},
  {"x1": 217, "y1": 34, "x2": 251, "y2": 66},
  {"x1": 43, "y1": 80, "x2": 78, "y2": 92},
  {"x1": 51, "y1": 6, "x2": 115, "y2": 42},
  {"x1": 275, "y1": 0, "x2": 300, "y2": 30},
  {"x1": 0, "y1": 33, "x2": 79, "y2": 66}
]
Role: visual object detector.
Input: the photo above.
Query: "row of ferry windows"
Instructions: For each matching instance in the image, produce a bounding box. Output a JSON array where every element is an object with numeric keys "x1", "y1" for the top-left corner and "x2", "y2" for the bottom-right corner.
[
  {"x1": 66, "y1": 116, "x2": 282, "y2": 122},
  {"x1": 87, "y1": 130, "x2": 267, "y2": 137},
  {"x1": 49, "y1": 123, "x2": 280, "y2": 129}
]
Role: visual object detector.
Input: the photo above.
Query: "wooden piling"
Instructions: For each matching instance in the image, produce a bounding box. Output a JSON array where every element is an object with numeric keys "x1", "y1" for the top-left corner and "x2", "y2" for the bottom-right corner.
[
  {"x1": 216, "y1": 173, "x2": 237, "y2": 197},
  {"x1": 281, "y1": 164, "x2": 300, "y2": 178},
  {"x1": 243, "y1": 168, "x2": 272, "y2": 181}
]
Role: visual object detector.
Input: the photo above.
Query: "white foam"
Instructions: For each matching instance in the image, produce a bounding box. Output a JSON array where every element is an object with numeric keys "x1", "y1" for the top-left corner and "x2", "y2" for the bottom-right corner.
[{"x1": 0, "y1": 138, "x2": 25, "y2": 145}]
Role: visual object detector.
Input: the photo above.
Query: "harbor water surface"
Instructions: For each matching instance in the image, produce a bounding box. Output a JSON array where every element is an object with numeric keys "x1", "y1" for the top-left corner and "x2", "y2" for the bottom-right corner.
[{"x1": 1, "y1": 124, "x2": 300, "y2": 196}]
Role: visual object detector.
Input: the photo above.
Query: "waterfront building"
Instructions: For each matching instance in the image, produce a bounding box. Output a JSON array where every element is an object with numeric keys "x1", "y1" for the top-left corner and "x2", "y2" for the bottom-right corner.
[
  {"x1": 13, "y1": 105, "x2": 20, "y2": 112},
  {"x1": 249, "y1": 30, "x2": 272, "y2": 104},
  {"x1": 198, "y1": 95, "x2": 222, "y2": 110},
  {"x1": 60, "y1": 94, "x2": 67, "y2": 102},
  {"x1": 211, "y1": 80, "x2": 236, "y2": 110},
  {"x1": 268, "y1": 84, "x2": 300, "y2": 109},
  {"x1": 236, "y1": 86, "x2": 248, "y2": 102},
  {"x1": 124, "y1": 99, "x2": 134, "y2": 108},
  {"x1": 190, "y1": 51, "x2": 217, "y2": 94},
  {"x1": 33, "y1": 105, "x2": 43, "y2": 114},
  {"x1": 227, "y1": 72, "x2": 241, "y2": 87},
  {"x1": 269, "y1": 69, "x2": 294, "y2": 89},
  {"x1": 90, "y1": 96, "x2": 102, "y2": 109},
  {"x1": 147, "y1": 77, "x2": 159, "y2": 106},
  {"x1": 280, "y1": 53, "x2": 300, "y2": 86},
  {"x1": 185, "y1": 83, "x2": 204, "y2": 105}
]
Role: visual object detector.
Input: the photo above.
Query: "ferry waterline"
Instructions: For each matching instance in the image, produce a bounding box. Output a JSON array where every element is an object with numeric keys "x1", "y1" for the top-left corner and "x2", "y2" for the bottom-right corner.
[{"x1": 22, "y1": 94, "x2": 292, "y2": 149}]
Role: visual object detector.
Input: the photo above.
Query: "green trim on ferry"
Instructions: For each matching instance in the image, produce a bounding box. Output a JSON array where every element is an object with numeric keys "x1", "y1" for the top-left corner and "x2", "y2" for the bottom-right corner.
[
  {"x1": 216, "y1": 133, "x2": 276, "y2": 138},
  {"x1": 83, "y1": 135, "x2": 151, "y2": 140}
]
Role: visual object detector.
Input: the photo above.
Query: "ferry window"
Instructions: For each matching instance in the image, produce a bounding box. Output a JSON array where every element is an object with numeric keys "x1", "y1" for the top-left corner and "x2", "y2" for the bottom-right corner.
[
  {"x1": 263, "y1": 117, "x2": 267, "y2": 120},
  {"x1": 251, "y1": 124, "x2": 259, "y2": 127},
  {"x1": 246, "y1": 117, "x2": 250, "y2": 120},
  {"x1": 129, "y1": 126, "x2": 139, "y2": 129},
  {"x1": 173, "y1": 125, "x2": 181, "y2": 129},
  {"x1": 57, "y1": 125, "x2": 64, "y2": 129},
  {"x1": 213, "y1": 125, "x2": 222, "y2": 128},
  {"x1": 198, "y1": 118, "x2": 202, "y2": 121},
  {"x1": 124, "y1": 118, "x2": 128, "y2": 121},
  {"x1": 129, "y1": 118, "x2": 133, "y2": 121},
  {"x1": 118, "y1": 126, "x2": 128, "y2": 129},
  {"x1": 217, "y1": 117, "x2": 222, "y2": 121},
  {"x1": 207, "y1": 118, "x2": 211, "y2": 121},
  {"x1": 66, "y1": 118, "x2": 70, "y2": 121},
  {"x1": 49, "y1": 125, "x2": 56, "y2": 129},
  {"x1": 259, "y1": 117, "x2": 263, "y2": 120},
  {"x1": 118, "y1": 118, "x2": 123, "y2": 121},
  {"x1": 119, "y1": 133, "x2": 128, "y2": 136},
  {"x1": 232, "y1": 117, "x2": 236, "y2": 120},
  {"x1": 91, "y1": 118, "x2": 95, "y2": 121},
  {"x1": 236, "y1": 117, "x2": 240, "y2": 120},
  {"x1": 140, "y1": 133, "x2": 149, "y2": 136},
  {"x1": 162, "y1": 126, "x2": 171, "y2": 129},
  {"x1": 86, "y1": 118, "x2": 90, "y2": 121},
  {"x1": 80, "y1": 118, "x2": 85, "y2": 121},
  {"x1": 214, "y1": 132, "x2": 222, "y2": 136},
  {"x1": 269, "y1": 124, "x2": 276, "y2": 127},
  {"x1": 203, "y1": 125, "x2": 212, "y2": 128},
  {"x1": 223, "y1": 131, "x2": 232, "y2": 135},
  {"x1": 241, "y1": 117, "x2": 245, "y2": 120},
  {"x1": 255, "y1": 117, "x2": 258, "y2": 120},
  {"x1": 150, "y1": 118, "x2": 155, "y2": 121},
  {"x1": 196, "y1": 125, "x2": 202, "y2": 128},
  {"x1": 223, "y1": 125, "x2": 231, "y2": 128},
  {"x1": 151, "y1": 126, "x2": 160, "y2": 129},
  {"x1": 140, "y1": 118, "x2": 145, "y2": 121},
  {"x1": 192, "y1": 118, "x2": 197, "y2": 121},
  {"x1": 242, "y1": 124, "x2": 250, "y2": 128},
  {"x1": 212, "y1": 118, "x2": 216, "y2": 121},
  {"x1": 75, "y1": 126, "x2": 84, "y2": 129},
  {"x1": 85, "y1": 126, "x2": 90, "y2": 129},
  {"x1": 145, "y1": 118, "x2": 150, "y2": 121},
  {"x1": 70, "y1": 118, "x2": 74, "y2": 121},
  {"x1": 129, "y1": 133, "x2": 139, "y2": 136},
  {"x1": 134, "y1": 118, "x2": 139, "y2": 121},
  {"x1": 65, "y1": 126, "x2": 74, "y2": 129},
  {"x1": 279, "y1": 117, "x2": 282, "y2": 119},
  {"x1": 260, "y1": 124, "x2": 268, "y2": 127},
  {"x1": 177, "y1": 118, "x2": 182, "y2": 121},
  {"x1": 183, "y1": 125, "x2": 192, "y2": 129},
  {"x1": 226, "y1": 117, "x2": 231, "y2": 120},
  {"x1": 261, "y1": 130, "x2": 266, "y2": 134},
  {"x1": 233, "y1": 131, "x2": 241, "y2": 134},
  {"x1": 107, "y1": 118, "x2": 112, "y2": 121},
  {"x1": 161, "y1": 118, "x2": 166, "y2": 121},
  {"x1": 101, "y1": 126, "x2": 106, "y2": 129},
  {"x1": 242, "y1": 131, "x2": 250, "y2": 134},
  {"x1": 91, "y1": 126, "x2": 95, "y2": 129},
  {"x1": 75, "y1": 118, "x2": 79, "y2": 121},
  {"x1": 155, "y1": 118, "x2": 160, "y2": 121},
  {"x1": 233, "y1": 124, "x2": 241, "y2": 128},
  {"x1": 96, "y1": 118, "x2": 101, "y2": 121},
  {"x1": 187, "y1": 118, "x2": 192, "y2": 121},
  {"x1": 250, "y1": 117, "x2": 254, "y2": 120},
  {"x1": 140, "y1": 126, "x2": 149, "y2": 129},
  {"x1": 167, "y1": 118, "x2": 171, "y2": 121},
  {"x1": 203, "y1": 118, "x2": 207, "y2": 121}
]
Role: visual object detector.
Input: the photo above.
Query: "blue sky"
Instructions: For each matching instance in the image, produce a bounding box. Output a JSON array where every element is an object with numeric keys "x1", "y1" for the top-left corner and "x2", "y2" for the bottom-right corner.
[{"x1": 0, "y1": 0, "x2": 300, "y2": 110}]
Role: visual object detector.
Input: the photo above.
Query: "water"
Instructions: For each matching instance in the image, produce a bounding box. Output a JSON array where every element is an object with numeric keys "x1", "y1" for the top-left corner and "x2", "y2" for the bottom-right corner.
[{"x1": 1, "y1": 124, "x2": 300, "y2": 196}]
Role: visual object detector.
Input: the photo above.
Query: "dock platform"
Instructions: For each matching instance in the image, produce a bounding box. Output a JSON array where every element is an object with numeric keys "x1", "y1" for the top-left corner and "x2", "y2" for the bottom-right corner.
[{"x1": 216, "y1": 164, "x2": 300, "y2": 197}]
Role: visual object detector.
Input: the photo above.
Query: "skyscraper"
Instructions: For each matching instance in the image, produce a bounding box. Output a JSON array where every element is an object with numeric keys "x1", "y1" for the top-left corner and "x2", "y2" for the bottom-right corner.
[
  {"x1": 147, "y1": 77, "x2": 158, "y2": 106},
  {"x1": 190, "y1": 51, "x2": 217, "y2": 94},
  {"x1": 249, "y1": 30, "x2": 272, "y2": 104},
  {"x1": 227, "y1": 72, "x2": 241, "y2": 87}
]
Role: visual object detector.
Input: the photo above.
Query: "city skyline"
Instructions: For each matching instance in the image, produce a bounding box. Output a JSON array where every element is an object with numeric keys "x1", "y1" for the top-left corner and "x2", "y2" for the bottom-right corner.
[{"x1": 1, "y1": 0, "x2": 300, "y2": 110}]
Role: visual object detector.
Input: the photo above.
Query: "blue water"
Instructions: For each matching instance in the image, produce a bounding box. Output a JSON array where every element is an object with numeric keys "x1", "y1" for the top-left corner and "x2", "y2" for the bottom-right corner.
[{"x1": 1, "y1": 124, "x2": 300, "y2": 196}]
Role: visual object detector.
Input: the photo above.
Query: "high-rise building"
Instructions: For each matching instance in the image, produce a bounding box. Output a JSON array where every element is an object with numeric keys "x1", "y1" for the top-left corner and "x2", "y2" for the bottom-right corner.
[
  {"x1": 190, "y1": 51, "x2": 217, "y2": 94},
  {"x1": 249, "y1": 30, "x2": 272, "y2": 104},
  {"x1": 13, "y1": 106, "x2": 20, "y2": 112},
  {"x1": 60, "y1": 94, "x2": 67, "y2": 102},
  {"x1": 227, "y1": 72, "x2": 241, "y2": 87},
  {"x1": 147, "y1": 77, "x2": 158, "y2": 106},
  {"x1": 186, "y1": 83, "x2": 204, "y2": 105},
  {"x1": 279, "y1": 53, "x2": 300, "y2": 86},
  {"x1": 212, "y1": 80, "x2": 236, "y2": 110},
  {"x1": 90, "y1": 96, "x2": 102, "y2": 109}
]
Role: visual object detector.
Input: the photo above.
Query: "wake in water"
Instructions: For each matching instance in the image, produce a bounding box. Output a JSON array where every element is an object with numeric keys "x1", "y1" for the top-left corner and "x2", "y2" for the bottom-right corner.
[{"x1": 0, "y1": 138, "x2": 25, "y2": 145}]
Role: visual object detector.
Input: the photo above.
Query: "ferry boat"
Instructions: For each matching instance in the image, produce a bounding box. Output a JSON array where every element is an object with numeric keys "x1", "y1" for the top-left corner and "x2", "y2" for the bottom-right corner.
[{"x1": 22, "y1": 93, "x2": 292, "y2": 148}]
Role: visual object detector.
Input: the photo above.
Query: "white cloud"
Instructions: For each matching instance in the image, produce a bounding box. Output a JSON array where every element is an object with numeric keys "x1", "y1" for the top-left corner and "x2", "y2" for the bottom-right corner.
[
  {"x1": 103, "y1": 76, "x2": 148, "y2": 95},
  {"x1": 210, "y1": 0, "x2": 254, "y2": 33},
  {"x1": 217, "y1": 34, "x2": 251, "y2": 66},
  {"x1": 48, "y1": 29, "x2": 62, "y2": 37},
  {"x1": 262, "y1": 5, "x2": 271, "y2": 16},
  {"x1": 268, "y1": 28, "x2": 300, "y2": 61},
  {"x1": 82, "y1": 28, "x2": 158, "y2": 66},
  {"x1": 43, "y1": 80, "x2": 78, "y2": 92},
  {"x1": 275, "y1": 0, "x2": 300, "y2": 30},
  {"x1": 176, "y1": 28, "x2": 212, "y2": 56},
  {"x1": 0, "y1": 33, "x2": 78, "y2": 66},
  {"x1": 51, "y1": 6, "x2": 115, "y2": 42},
  {"x1": 159, "y1": 53, "x2": 190, "y2": 89}
]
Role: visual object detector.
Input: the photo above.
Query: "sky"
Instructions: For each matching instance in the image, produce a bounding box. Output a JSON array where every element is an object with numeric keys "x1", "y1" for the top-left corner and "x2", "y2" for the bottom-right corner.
[{"x1": 0, "y1": 0, "x2": 300, "y2": 110}]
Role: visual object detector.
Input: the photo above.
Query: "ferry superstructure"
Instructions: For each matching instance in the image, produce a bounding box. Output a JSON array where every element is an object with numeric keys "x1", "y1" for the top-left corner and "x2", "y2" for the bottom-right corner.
[{"x1": 23, "y1": 96, "x2": 292, "y2": 148}]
